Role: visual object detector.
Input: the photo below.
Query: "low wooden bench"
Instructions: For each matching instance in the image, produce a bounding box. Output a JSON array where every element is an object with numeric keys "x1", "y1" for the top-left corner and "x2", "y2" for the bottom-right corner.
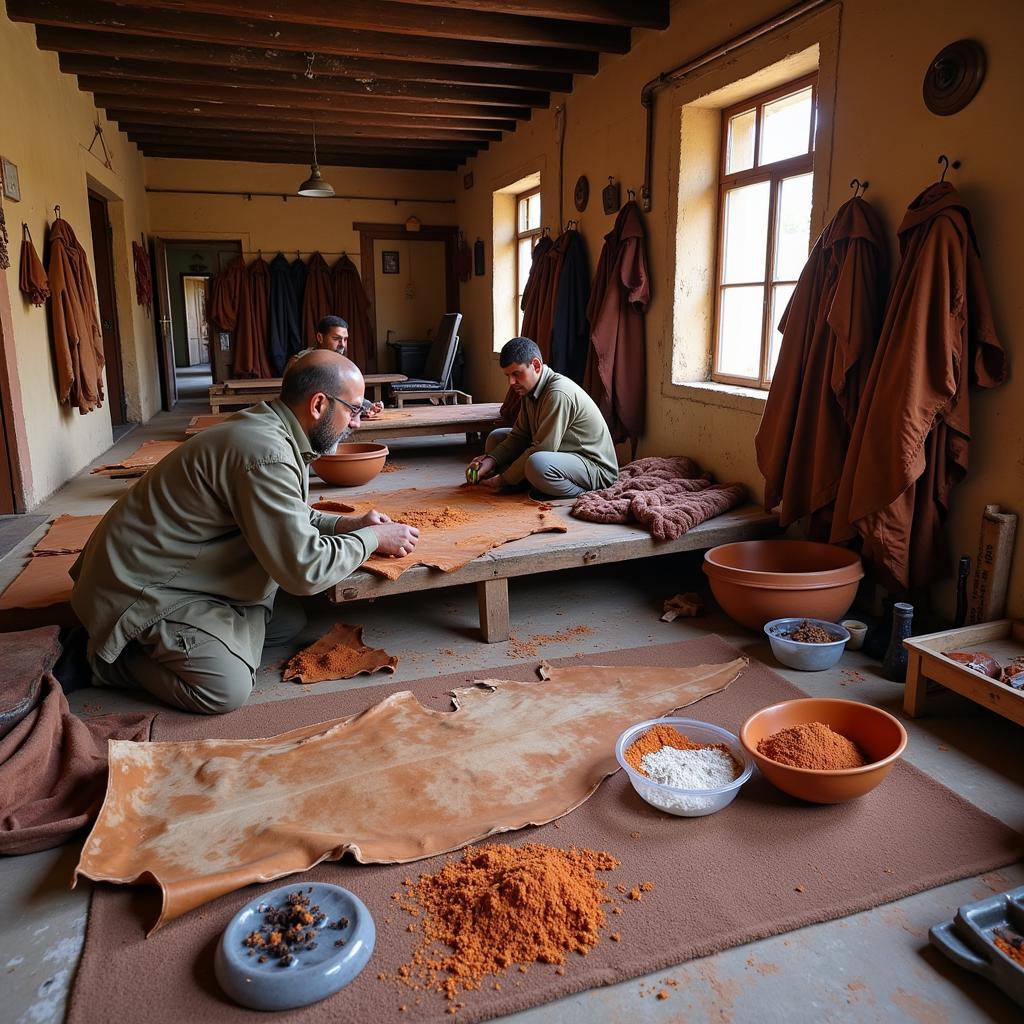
[
  {"x1": 328, "y1": 504, "x2": 778, "y2": 642},
  {"x1": 393, "y1": 390, "x2": 474, "y2": 408},
  {"x1": 210, "y1": 374, "x2": 407, "y2": 412}
]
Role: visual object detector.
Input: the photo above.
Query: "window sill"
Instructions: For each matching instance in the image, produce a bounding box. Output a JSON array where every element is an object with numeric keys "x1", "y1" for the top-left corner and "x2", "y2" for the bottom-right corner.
[{"x1": 669, "y1": 380, "x2": 769, "y2": 414}]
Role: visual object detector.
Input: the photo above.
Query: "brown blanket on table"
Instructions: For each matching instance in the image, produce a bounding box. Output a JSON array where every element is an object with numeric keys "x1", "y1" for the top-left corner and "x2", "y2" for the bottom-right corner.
[
  {"x1": 0, "y1": 627, "x2": 153, "y2": 855},
  {"x1": 572, "y1": 456, "x2": 746, "y2": 539}
]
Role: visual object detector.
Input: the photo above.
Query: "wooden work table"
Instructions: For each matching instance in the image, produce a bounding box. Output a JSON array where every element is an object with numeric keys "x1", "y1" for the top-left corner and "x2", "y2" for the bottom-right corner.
[{"x1": 210, "y1": 374, "x2": 406, "y2": 411}]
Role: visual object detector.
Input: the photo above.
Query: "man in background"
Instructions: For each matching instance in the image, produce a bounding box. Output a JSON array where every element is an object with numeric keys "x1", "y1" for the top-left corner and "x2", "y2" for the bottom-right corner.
[{"x1": 314, "y1": 315, "x2": 383, "y2": 417}]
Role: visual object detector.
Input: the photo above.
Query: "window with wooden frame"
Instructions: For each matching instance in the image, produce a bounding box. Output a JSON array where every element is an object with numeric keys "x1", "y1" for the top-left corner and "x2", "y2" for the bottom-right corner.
[
  {"x1": 515, "y1": 187, "x2": 542, "y2": 335},
  {"x1": 712, "y1": 74, "x2": 817, "y2": 388}
]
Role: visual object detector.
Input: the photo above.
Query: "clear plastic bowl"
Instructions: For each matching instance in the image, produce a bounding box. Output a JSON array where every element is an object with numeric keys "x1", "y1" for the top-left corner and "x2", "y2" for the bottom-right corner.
[
  {"x1": 763, "y1": 617, "x2": 850, "y2": 671},
  {"x1": 614, "y1": 717, "x2": 753, "y2": 817}
]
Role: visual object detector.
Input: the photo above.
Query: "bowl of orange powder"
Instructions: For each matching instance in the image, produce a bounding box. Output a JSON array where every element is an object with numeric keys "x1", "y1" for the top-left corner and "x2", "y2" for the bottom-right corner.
[
  {"x1": 614, "y1": 718, "x2": 753, "y2": 817},
  {"x1": 740, "y1": 698, "x2": 907, "y2": 804}
]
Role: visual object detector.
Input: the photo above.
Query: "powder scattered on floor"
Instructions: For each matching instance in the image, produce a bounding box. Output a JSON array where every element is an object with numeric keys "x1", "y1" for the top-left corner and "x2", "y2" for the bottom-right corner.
[
  {"x1": 388, "y1": 843, "x2": 619, "y2": 1001},
  {"x1": 624, "y1": 724, "x2": 732, "y2": 775},
  {"x1": 758, "y1": 721, "x2": 867, "y2": 770},
  {"x1": 380, "y1": 462, "x2": 405, "y2": 474},
  {"x1": 388, "y1": 505, "x2": 480, "y2": 530},
  {"x1": 507, "y1": 625, "x2": 593, "y2": 659},
  {"x1": 640, "y1": 746, "x2": 739, "y2": 789}
]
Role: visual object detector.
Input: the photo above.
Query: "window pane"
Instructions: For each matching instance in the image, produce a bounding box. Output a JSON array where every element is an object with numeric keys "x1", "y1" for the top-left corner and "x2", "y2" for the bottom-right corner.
[
  {"x1": 527, "y1": 193, "x2": 541, "y2": 231},
  {"x1": 725, "y1": 108, "x2": 756, "y2": 173},
  {"x1": 760, "y1": 86, "x2": 812, "y2": 165},
  {"x1": 722, "y1": 181, "x2": 770, "y2": 284},
  {"x1": 717, "y1": 285, "x2": 765, "y2": 379},
  {"x1": 774, "y1": 173, "x2": 813, "y2": 280},
  {"x1": 517, "y1": 198, "x2": 529, "y2": 234},
  {"x1": 767, "y1": 283, "x2": 796, "y2": 379},
  {"x1": 518, "y1": 238, "x2": 534, "y2": 291}
]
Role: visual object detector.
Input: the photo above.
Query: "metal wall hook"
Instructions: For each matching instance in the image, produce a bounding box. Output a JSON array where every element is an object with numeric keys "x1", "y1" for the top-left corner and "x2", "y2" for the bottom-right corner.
[
  {"x1": 626, "y1": 188, "x2": 636, "y2": 201},
  {"x1": 849, "y1": 177, "x2": 869, "y2": 197},
  {"x1": 54, "y1": 204, "x2": 61, "y2": 220},
  {"x1": 937, "y1": 154, "x2": 961, "y2": 182}
]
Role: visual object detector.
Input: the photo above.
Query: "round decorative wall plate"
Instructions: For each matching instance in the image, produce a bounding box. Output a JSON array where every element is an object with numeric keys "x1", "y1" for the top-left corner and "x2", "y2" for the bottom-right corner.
[
  {"x1": 573, "y1": 174, "x2": 589, "y2": 213},
  {"x1": 923, "y1": 39, "x2": 986, "y2": 116}
]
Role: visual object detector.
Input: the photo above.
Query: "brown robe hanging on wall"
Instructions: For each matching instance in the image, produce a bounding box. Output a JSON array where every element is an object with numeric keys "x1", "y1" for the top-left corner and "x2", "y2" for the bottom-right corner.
[
  {"x1": 239, "y1": 257, "x2": 274, "y2": 379},
  {"x1": 209, "y1": 255, "x2": 256, "y2": 379},
  {"x1": 584, "y1": 201, "x2": 650, "y2": 453},
  {"x1": 47, "y1": 217, "x2": 105, "y2": 414},
  {"x1": 755, "y1": 197, "x2": 889, "y2": 538},
  {"x1": 302, "y1": 252, "x2": 334, "y2": 349},
  {"x1": 830, "y1": 182, "x2": 1007, "y2": 590},
  {"x1": 19, "y1": 225, "x2": 50, "y2": 306},
  {"x1": 331, "y1": 255, "x2": 375, "y2": 370}
]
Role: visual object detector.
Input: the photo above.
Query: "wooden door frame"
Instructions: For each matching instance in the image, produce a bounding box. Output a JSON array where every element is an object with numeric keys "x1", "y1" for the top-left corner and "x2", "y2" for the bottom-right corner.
[
  {"x1": 353, "y1": 222, "x2": 460, "y2": 373},
  {"x1": 179, "y1": 272, "x2": 213, "y2": 366},
  {"x1": 0, "y1": 270, "x2": 31, "y2": 512},
  {"x1": 87, "y1": 190, "x2": 128, "y2": 425}
]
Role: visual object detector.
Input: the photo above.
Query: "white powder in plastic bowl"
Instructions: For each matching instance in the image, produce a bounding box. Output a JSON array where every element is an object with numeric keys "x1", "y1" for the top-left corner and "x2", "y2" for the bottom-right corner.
[{"x1": 640, "y1": 746, "x2": 740, "y2": 790}]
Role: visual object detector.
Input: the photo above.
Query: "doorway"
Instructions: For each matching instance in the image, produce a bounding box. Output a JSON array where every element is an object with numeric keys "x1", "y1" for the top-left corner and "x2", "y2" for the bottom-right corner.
[{"x1": 87, "y1": 191, "x2": 128, "y2": 426}]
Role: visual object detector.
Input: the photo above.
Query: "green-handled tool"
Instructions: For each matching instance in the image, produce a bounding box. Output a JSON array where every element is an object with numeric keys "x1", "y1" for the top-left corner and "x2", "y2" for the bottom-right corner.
[{"x1": 466, "y1": 465, "x2": 479, "y2": 484}]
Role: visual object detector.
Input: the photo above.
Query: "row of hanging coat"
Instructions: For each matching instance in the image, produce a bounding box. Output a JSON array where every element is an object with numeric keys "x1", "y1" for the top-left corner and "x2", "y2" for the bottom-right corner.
[
  {"x1": 756, "y1": 178, "x2": 1008, "y2": 592},
  {"x1": 508, "y1": 201, "x2": 651, "y2": 455},
  {"x1": 209, "y1": 252, "x2": 374, "y2": 378}
]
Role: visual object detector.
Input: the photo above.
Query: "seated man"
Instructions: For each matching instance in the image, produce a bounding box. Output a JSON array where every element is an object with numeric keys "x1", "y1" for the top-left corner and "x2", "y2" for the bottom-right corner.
[
  {"x1": 467, "y1": 336, "x2": 618, "y2": 499},
  {"x1": 70, "y1": 351, "x2": 419, "y2": 715},
  {"x1": 314, "y1": 314, "x2": 383, "y2": 417}
]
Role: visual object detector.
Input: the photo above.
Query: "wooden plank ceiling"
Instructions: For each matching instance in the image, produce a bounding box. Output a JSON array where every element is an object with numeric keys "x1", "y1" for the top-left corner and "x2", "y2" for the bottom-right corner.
[{"x1": 8, "y1": 0, "x2": 670, "y2": 170}]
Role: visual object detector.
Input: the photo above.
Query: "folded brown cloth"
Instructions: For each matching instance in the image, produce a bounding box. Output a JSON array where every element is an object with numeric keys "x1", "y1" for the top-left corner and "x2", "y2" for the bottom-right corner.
[
  {"x1": 19, "y1": 226, "x2": 50, "y2": 305},
  {"x1": 1, "y1": 627, "x2": 153, "y2": 855},
  {"x1": 572, "y1": 456, "x2": 746, "y2": 540}
]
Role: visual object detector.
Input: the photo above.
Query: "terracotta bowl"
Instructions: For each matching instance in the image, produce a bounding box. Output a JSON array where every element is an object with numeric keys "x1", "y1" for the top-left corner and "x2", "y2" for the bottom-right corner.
[
  {"x1": 312, "y1": 443, "x2": 389, "y2": 487},
  {"x1": 740, "y1": 698, "x2": 907, "y2": 804},
  {"x1": 703, "y1": 540, "x2": 863, "y2": 630}
]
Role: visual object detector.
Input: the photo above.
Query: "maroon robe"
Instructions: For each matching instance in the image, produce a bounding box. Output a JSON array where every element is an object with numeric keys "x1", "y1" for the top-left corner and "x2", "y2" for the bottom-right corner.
[
  {"x1": 584, "y1": 201, "x2": 650, "y2": 453},
  {"x1": 331, "y1": 255, "x2": 375, "y2": 370},
  {"x1": 831, "y1": 183, "x2": 1007, "y2": 589},
  {"x1": 240, "y1": 257, "x2": 274, "y2": 379},
  {"x1": 302, "y1": 252, "x2": 334, "y2": 349}
]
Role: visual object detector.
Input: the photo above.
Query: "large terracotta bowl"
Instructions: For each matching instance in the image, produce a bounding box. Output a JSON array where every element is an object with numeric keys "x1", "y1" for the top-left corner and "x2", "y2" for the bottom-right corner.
[
  {"x1": 312, "y1": 443, "x2": 389, "y2": 486},
  {"x1": 703, "y1": 540, "x2": 863, "y2": 630},
  {"x1": 740, "y1": 697, "x2": 907, "y2": 804}
]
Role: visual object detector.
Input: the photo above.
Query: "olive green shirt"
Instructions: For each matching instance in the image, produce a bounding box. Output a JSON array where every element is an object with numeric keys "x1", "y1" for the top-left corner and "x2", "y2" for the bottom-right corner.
[
  {"x1": 489, "y1": 365, "x2": 619, "y2": 488},
  {"x1": 71, "y1": 400, "x2": 378, "y2": 669}
]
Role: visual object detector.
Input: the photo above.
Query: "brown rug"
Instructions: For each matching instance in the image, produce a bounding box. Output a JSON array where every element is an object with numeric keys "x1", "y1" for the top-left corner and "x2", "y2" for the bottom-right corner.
[{"x1": 68, "y1": 637, "x2": 1022, "y2": 1024}]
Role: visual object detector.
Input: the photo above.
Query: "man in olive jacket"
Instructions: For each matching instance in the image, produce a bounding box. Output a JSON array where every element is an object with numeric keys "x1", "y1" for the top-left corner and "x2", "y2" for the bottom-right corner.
[
  {"x1": 71, "y1": 351, "x2": 418, "y2": 715},
  {"x1": 467, "y1": 336, "x2": 618, "y2": 498}
]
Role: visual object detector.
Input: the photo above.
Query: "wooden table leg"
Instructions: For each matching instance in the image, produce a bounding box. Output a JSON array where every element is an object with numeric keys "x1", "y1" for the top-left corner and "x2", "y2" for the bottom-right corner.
[
  {"x1": 903, "y1": 649, "x2": 929, "y2": 718},
  {"x1": 477, "y1": 578, "x2": 509, "y2": 643}
]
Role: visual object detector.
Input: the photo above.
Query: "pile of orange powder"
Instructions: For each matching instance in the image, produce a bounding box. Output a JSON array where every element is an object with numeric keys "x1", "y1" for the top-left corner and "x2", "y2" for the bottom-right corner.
[
  {"x1": 389, "y1": 506, "x2": 479, "y2": 530},
  {"x1": 757, "y1": 721, "x2": 868, "y2": 770}
]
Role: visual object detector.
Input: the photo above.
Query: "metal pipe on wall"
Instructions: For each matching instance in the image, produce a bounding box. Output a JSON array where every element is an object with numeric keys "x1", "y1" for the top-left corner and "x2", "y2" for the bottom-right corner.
[{"x1": 145, "y1": 187, "x2": 455, "y2": 205}]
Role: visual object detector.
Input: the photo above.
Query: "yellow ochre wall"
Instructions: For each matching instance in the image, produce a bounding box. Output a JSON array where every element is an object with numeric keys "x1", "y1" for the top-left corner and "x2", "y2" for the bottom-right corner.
[
  {"x1": 454, "y1": 0, "x2": 1024, "y2": 619},
  {"x1": 0, "y1": 14, "x2": 157, "y2": 505}
]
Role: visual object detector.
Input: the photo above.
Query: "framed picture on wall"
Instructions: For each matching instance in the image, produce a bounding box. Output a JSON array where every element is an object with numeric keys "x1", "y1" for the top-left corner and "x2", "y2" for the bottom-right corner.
[
  {"x1": 1, "y1": 157, "x2": 20, "y2": 202},
  {"x1": 381, "y1": 250, "x2": 400, "y2": 275}
]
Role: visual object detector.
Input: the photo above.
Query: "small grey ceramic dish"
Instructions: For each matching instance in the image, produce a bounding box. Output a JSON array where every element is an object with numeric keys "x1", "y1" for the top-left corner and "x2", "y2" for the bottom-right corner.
[
  {"x1": 930, "y1": 883, "x2": 1024, "y2": 1008},
  {"x1": 215, "y1": 882, "x2": 375, "y2": 1011},
  {"x1": 764, "y1": 617, "x2": 850, "y2": 671}
]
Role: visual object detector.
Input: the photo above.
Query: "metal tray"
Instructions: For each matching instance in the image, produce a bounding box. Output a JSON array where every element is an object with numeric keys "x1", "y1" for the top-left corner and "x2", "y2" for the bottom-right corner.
[{"x1": 929, "y1": 883, "x2": 1024, "y2": 1008}]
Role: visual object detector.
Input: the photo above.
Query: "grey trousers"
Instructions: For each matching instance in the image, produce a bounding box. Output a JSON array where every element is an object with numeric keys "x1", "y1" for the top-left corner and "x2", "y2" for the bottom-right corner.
[
  {"x1": 89, "y1": 593, "x2": 307, "y2": 715},
  {"x1": 485, "y1": 427, "x2": 592, "y2": 498}
]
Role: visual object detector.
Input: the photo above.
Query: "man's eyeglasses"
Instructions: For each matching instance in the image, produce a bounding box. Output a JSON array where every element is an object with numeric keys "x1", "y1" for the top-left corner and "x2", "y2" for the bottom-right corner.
[{"x1": 324, "y1": 394, "x2": 364, "y2": 417}]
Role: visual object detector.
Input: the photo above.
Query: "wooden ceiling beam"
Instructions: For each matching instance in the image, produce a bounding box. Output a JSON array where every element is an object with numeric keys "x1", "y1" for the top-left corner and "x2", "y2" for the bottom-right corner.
[
  {"x1": 140, "y1": 147, "x2": 460, "y2": 170},
  {"x1": 9, "y1": 0, "x2": 599, "y2": 74},
  {"x1": 125, "y1": 130, "x2": 481, "y2": 157},
  {"x1": 34, "y1": 27, "x2": 576, "y2": 94},
  {"x1": 117, "y1": 119, "x2": 502, "y2": 143},
  {"x1": 92, "y1": 89, "x2": 527, "y2": 124},
  {"x1": 387, "y1": 0, "x2": 669, "y2": 30},
  {"x1": 103, "y1": 105, "x2": 516, "y2": 135},
  {"x1": 124, "y1": 0, "x2": 630, "y2": 53},
  {"x1": 62, "y1": 55, "x2": 549, "y2": 109}
]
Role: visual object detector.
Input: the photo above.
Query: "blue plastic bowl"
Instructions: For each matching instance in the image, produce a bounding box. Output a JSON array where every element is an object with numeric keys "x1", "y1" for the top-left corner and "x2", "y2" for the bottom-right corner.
[{"x1": 764, "y1": 617, "x2": 850, "y2": 671}]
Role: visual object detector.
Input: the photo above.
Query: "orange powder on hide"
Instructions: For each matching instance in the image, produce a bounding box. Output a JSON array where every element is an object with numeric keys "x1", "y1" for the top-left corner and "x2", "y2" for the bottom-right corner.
[
  {"x1": 388, "y1": 506, "x2": 480, "y2": 530},
  {"x1": 757, "y1": 721, "x2": 868, "y2": 770},
  {"x1": 285, "y1": 646, "x2": 369, "y2": 679},
  {"x1": 390, "y1": 843, "x2": 618, "y2": 1001},
  {"x1": 624, "y1": 725, "x2": 733, "y2": 775}
]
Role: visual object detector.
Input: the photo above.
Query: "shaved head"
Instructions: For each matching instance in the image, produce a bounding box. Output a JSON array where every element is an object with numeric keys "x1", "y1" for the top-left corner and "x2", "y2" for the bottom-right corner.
[{"x1": 281, "y1": 349, "x2": 365, "y2": 453}]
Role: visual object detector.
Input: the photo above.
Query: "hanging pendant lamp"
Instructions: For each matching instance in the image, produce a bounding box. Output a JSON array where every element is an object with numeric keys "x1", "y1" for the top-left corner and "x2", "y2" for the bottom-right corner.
[{"x1": 297, "y1": 121, "x2": 335, "y2": 198}]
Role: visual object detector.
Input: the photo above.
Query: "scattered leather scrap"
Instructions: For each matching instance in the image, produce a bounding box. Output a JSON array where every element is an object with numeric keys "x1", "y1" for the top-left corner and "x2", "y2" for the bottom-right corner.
[
  {"x1": 283, "y1": 623, "x2": 398, "y2": 684},
  {"x1": 74, "y1": 656, "x2": 746, "y2": 930},
  {"x1": 0, "y1": 553, "x2": 77, "y2": 630},
  {"x1": 91, "y1": 440, "x2": 181, "y2": 478},
  {"x1": 314, "y1": 484, "x2": 567, "y2": 581},
  {"x1": 31, "y1": 514, "x2": 103, "y2": 557},
  {"x1": 661, "y1": 593, "x2": 702, "y2": 621}
]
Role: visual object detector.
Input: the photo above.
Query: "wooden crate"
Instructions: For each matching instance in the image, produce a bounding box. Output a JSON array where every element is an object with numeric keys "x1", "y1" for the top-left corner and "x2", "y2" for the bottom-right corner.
[{"x1": 904, "y1": 619, "x2": 1024, "y2": 725}]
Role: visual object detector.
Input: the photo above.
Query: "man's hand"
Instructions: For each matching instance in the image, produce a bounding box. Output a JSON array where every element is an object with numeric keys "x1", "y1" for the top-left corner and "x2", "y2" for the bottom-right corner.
[
  {"x1": 363, "y1": 401, "x2": 384, "y2": 420},
  {"x1": 478, "y1": 473, "x2": 503, "y2": 490},
  {"x1": 466, "y1": 454, "x2": 498, "y2": 482},
  {"x1": 370, "y1": 521, "x2": 421, "y2": 558},
  {"x1": 353, "y1": 509, "x2": 391, "y2": 529}
]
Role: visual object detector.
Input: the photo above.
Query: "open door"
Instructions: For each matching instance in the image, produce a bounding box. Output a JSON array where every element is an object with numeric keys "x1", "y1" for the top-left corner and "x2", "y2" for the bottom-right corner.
[{"x1": 153, "y1": 238, "x2": 177, "y2": 411}]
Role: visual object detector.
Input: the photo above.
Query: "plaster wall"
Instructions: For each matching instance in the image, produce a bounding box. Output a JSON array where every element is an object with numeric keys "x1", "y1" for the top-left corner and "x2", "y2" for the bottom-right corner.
[
  {"x1": 0, "y1": 14, "x2": 156, "y2": 506},
  {"x1": 454, "y1": 0, "x2": 1024, "y2": 619}
]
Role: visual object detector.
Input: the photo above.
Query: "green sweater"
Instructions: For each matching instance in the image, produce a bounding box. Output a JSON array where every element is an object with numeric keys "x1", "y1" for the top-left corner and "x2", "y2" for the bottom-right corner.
[
  {"x1": 489, "y1": 365, "x2": 619, "y2": 488},
  {"x1": 71, "y1": 400, "x2": 378, "y2": 669}
]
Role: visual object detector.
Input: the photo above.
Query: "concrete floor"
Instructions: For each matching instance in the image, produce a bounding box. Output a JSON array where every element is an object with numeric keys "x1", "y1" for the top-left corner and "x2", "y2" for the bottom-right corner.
[{"x1": 2, "y1": 398, "x2": 1022, "y2": 1024}]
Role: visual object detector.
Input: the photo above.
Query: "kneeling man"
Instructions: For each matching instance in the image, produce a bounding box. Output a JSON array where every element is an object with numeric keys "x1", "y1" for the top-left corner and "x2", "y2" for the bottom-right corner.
[
  {"x1": 467, "y1": 337, "x2": 618, "y2": 498},
  {"x1": 71, "y1": 350, "x2": 418, "y2": 715}
]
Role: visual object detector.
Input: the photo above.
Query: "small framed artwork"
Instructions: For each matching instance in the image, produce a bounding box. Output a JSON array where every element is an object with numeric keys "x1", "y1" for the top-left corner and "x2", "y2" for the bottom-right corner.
[
  {"x1": 1, "y1": 157, "x2": 21, "y2": 202},
  {"x1": 381, "y1": 250, "x2": 400, "y2": 274}
]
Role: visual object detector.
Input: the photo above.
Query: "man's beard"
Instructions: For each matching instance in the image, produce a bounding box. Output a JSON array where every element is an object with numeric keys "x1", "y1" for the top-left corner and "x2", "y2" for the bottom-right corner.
[{"x1": 310, "y1": 422, "x2": 353, "y2": 455}]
